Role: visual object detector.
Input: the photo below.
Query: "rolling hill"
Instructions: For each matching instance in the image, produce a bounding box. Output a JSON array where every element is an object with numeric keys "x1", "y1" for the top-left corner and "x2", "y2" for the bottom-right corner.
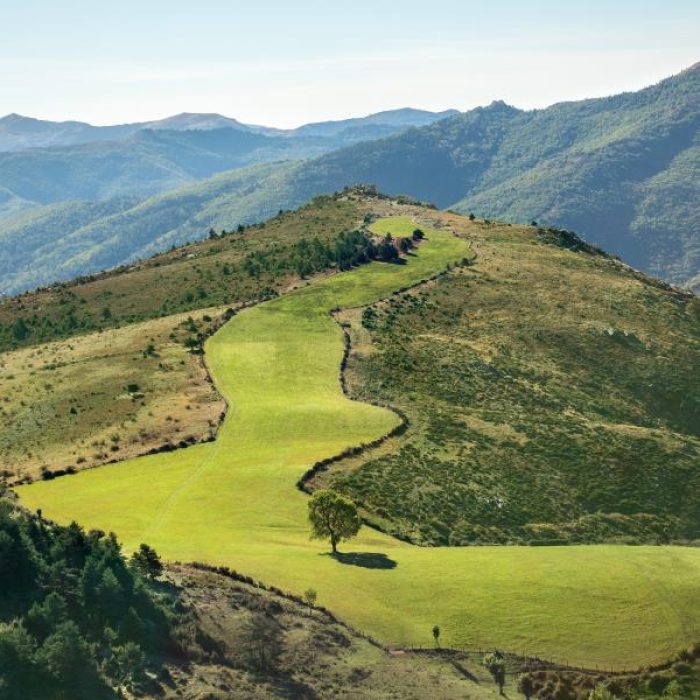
[{"x1": 11, "y1": 194, "x2": 700, "y2": 673}]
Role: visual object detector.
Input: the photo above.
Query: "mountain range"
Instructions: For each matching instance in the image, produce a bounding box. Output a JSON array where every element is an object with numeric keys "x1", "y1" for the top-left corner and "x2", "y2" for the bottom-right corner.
[
  {"x1": 0, "y1": 107, "x2": 458, "y2": 152},
  {"x1": 0, "y1": 108, "x2": 457, "y2": 214},
  {"x1": 0, "y1": 64, "x2": 698, "y2": 295}
]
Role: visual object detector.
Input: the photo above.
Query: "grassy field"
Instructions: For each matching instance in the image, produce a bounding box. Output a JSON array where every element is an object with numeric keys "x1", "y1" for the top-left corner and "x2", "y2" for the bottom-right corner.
[{"x1": 18, "y1": 218, "x2": 700, "y2": 670}]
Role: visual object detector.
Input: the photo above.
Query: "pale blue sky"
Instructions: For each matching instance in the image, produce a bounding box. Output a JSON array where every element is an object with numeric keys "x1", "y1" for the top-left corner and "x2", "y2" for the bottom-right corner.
[{"x1": 1, "y1": 0, "x2": 698, "y2": 127}]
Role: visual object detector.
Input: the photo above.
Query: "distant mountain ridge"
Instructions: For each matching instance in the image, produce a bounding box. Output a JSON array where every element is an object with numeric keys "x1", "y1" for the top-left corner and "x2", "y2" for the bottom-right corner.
[
  {"x1": 1, "y1": 63, "x2": 699, "y2": 295},
  {"x1": 0, "y1": 107, "x2": 457, "y2": 152},
  {"x1": 289, "y1": 107, "x2": 460, "y2": 137},
  {"x1": 0, "y1": 112, "x2": 260, "y2": 151},
  {"x1": 0, "y1": 107, "x2": 458, "y2": 208}
]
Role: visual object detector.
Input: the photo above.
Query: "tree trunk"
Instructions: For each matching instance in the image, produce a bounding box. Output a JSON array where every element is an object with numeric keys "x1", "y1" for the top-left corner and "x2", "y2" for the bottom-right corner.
[{"x1": 331, "y1": 534, "x2": 338, "y2": 553}]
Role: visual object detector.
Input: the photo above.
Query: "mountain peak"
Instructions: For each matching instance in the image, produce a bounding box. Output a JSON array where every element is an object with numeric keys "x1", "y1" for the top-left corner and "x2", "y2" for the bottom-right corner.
[
  {"x1": 0, "y1": 113, "x2": 32, "y2": 123},
  {"x1": 142, "y1": 113, "x2": 248, "y2": 131},
  {"x1": 484, "y1": 99, "x2": 519, "y2": 113}
]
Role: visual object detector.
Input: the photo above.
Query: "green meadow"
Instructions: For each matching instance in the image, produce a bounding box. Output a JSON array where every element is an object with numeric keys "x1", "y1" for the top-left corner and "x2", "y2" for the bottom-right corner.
[{"x1": 18, "y1": 218, "x2": 700, "y2": 670}]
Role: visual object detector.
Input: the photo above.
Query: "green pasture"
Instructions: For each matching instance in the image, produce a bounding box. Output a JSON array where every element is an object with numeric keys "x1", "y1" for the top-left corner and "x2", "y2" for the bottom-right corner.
[{"x1": 18, "y1": 218, "x2": 700, "y2": 669}]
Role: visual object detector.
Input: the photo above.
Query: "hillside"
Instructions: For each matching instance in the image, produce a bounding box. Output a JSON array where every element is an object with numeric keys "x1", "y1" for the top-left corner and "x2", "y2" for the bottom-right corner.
[
  {"x1": 0, "y1": 194, "x2": 369, "y2": 351},
  {"x1": 4, "y1": 191, "x2": 699, "y2": 542},
  {"x1": 10, "y1": 194, "x2": 700, "y2": 673},
  {"x1": 0, "y1": 499, "x2": 499, "y2": 700},
  {"x1": 278, "y1": 62, "x2": 700, "y2": 288},
  {"x1": 0, "y1": 308, "x2": 225, "y2": 482},
  {"x1": 0, "y1": 161, "x2": 300, "y2": 296},
  {"x1": 0, "y1": 108, "x2": 457, "y2": 209},
  {"x1": 0, "y1": 193, "x2": 398, "y2": 481},
  {"x1": 0, "y1": 128, "x2": 318, "y2": 205},
  {"x1": 313, "y1": 209, "x2": 700, "y2": 545}
]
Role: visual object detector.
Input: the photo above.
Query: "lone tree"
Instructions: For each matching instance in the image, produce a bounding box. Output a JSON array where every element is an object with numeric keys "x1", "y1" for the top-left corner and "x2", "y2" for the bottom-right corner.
[
  {"x1": 308, "y1": 490, "x2": 361, "y2": 553},
  {"x1": 484, "y1": 651, "x2": 506, "y2": 695},
  {"x1": 432, "y1": 624, "x2": 441, "y2": 648}
]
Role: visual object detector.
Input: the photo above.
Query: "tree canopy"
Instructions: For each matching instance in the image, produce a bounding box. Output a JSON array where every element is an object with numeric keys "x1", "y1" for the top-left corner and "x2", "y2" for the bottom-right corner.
[{"x1": 308, "y1": 490, "x2": 361, "y2": 553}]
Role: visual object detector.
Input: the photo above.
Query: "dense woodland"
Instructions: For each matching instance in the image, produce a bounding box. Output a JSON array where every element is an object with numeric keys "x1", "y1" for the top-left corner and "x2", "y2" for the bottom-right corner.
[{"x1": 0, "y1": 498, "x2": 170, "y2": 698}]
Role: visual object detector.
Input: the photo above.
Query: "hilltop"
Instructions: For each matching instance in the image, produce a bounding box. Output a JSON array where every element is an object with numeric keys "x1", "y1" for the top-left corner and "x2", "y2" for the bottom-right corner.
[{"x1": 262, "y1": 62, "x2": 700, "y2": 288}]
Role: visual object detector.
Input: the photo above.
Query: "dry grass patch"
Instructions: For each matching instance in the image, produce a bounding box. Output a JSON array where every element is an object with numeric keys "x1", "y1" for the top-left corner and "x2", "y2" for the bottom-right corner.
[{"x1": 0, "y1": 308, "x2": 225, "y2": 481}]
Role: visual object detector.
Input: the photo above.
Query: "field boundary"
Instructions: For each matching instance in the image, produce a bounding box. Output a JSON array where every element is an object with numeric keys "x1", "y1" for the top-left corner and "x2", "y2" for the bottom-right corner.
[
  {"x1": 183, "y1": 561, "x2": 698, "y2": 678},
  {"x1": 297, "y1": 237, "x2": 476, "y2": 541}
]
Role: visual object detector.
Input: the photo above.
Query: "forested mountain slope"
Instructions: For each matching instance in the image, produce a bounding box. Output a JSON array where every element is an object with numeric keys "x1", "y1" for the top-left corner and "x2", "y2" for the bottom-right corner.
[
  {"x1": 279, "y1": 62, "x2": 700, "y2": 288},
  {"x1": 2, "y1": 65, "x2": 698, "y2": 296}
]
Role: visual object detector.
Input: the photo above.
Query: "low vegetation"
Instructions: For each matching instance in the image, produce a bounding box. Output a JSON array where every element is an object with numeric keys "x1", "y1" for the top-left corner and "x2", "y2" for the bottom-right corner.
[
  {"x1": 322, "y1": 211, "x2": 700, "y2": 545},
  {"x1": 161, "y1": 563, "x2": 504, "y2": 699},
  {"x1": 0, "y1": 309, "x2": 225, "y2": 482}
]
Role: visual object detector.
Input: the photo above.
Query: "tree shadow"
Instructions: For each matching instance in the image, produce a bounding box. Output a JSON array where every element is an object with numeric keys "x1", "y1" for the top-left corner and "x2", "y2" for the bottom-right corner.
[{"x1": 324, "y1": 551, "x2": 398, "y2": 569}]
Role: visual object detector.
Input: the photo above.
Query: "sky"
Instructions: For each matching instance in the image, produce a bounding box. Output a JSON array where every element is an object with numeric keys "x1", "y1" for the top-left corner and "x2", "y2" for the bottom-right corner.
[{"x1": 1, "y1": 0, "x2": 699, "y2": 128}]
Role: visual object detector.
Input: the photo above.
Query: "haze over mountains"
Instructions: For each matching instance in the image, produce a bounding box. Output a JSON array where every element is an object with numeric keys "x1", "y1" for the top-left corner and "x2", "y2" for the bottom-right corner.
[
  {"x1": 0, "y1": 108, "x2": 458, "y2": 152},
  {"x1": 0, "y1": 108, "x2": 457, "y2": 211},
  {"x1": 0, "y1": 63, "x2": 698, "y2": 295}
]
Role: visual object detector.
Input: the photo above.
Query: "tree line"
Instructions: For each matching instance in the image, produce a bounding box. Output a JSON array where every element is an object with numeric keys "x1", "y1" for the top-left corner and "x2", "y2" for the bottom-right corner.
[{"x1": 243, "y1": 228, "x2": 419, "y2": 280}]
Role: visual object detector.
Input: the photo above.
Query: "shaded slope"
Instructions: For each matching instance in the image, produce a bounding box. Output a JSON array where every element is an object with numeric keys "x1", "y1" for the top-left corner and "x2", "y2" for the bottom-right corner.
[{"x1": 0, "y1": 161, "x2": 300, "y2": 295}]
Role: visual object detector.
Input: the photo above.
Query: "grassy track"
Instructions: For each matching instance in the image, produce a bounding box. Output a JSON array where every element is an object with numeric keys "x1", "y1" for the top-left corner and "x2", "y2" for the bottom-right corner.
[{"x1": 18, "y1": 218, "x2": 700, "y2": 669}]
